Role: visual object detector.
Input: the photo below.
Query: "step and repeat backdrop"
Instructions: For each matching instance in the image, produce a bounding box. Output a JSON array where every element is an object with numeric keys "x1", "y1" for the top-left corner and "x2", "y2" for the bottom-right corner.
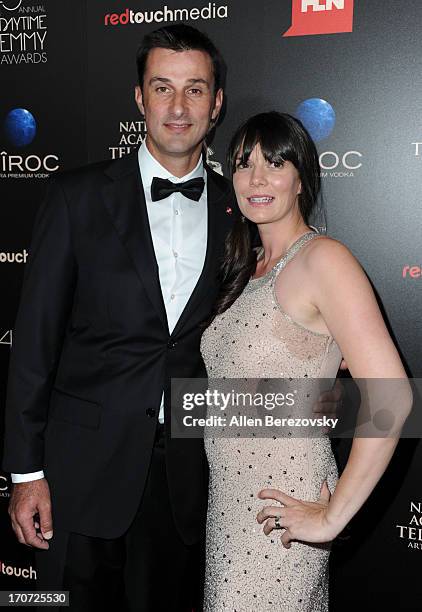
[{"x1": 0, "y1": 0, "x2": 421, "y2": 609}]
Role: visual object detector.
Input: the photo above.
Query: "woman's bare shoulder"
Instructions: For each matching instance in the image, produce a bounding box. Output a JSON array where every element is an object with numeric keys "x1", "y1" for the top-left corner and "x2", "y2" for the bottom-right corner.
[{"x1": 304, "y1": 235, "x2": 364, "y2": 276}]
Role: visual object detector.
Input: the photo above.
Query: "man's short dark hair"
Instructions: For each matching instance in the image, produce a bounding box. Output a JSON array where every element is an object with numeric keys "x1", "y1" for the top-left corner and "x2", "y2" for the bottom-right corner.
[{"x1": 136, "y1": 24, "x2": 226, "y2": 95}]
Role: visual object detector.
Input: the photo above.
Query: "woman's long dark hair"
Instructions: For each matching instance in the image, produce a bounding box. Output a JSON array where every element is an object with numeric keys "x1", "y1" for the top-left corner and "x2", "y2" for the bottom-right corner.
[{"x1": 212, "y1": 111, "x2": 321, "y2": 318}]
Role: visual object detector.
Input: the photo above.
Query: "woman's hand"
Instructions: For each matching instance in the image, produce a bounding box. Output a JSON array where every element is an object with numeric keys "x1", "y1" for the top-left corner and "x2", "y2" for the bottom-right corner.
[{"x1": 256, "y1": 481, "x2": 339, "y2": 548}]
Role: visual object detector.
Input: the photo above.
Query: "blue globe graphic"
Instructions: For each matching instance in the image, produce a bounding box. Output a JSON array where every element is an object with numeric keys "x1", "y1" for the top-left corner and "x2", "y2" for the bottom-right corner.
[
  {"x1": 295, "y1": 99, "x2": 335, "y2": 142},
  {"x1": 4, "y1": 108, "x2": 37, "y2": 147}
]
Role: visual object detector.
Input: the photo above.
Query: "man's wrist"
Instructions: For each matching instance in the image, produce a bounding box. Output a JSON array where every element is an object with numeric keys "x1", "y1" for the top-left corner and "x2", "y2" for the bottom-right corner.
[{"x1": 11, "y1": 471, "x2": 45, "y2": 483}]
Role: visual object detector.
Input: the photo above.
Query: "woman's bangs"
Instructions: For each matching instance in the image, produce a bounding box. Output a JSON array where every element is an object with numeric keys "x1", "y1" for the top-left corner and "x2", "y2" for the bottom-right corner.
[{"x1": 238, "y1": 120, "x2": 293, "y2": 167}]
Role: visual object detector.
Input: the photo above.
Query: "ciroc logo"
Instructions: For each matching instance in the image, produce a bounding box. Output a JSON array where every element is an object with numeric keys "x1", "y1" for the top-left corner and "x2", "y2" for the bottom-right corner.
[
  {"x1": 4, "y1": 108, "x2": 36, "y2": 147},
  {"x1": 0, "y1": 473, "x2": 10, "y2": 498},
  {"x1": 295, "y1": 98, "x2": 363, "y2": 178},
  {"x1": 296, "y1": 98, "x2": 335, "y2": 142},
  {"x1": 1, "y1": 108, "x2": 59, "y2": 179}
]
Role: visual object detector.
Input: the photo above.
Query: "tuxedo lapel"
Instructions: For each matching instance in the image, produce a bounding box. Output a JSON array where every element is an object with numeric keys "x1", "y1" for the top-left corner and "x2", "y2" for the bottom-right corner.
[
  {"x1": 171, "y1": 164, "x2": 232, "y2": 337},
  {"x1": 102, "y1": 152, "x2": 169, "y2": 332}
]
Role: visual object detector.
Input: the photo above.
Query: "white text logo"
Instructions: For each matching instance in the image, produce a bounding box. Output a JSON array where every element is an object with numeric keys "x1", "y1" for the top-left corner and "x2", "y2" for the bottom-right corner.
[
  {"x1": 0, "y1": 561, "x2": 37, "y2": 580},
  {"x1": 319, "y1": 150, "x2": 363, "y2": 178},
  {"x1": 301, "y1": 0, "x2": 344, "y2": 12},
  {"x1": 0, "y1": 249, "x2": 28, "y2": 263}
]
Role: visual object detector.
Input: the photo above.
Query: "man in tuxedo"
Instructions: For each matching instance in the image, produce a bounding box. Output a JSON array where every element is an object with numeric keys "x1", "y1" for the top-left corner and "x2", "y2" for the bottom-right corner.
[{"x1": 3, "y1": 24, "x2": 233, "y2": 611}]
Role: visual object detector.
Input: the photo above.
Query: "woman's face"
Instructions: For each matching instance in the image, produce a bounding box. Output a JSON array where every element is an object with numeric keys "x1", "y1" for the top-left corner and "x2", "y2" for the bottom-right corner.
[{"x1": 233, "y1": 143, "x2": 302, "y2": 226}]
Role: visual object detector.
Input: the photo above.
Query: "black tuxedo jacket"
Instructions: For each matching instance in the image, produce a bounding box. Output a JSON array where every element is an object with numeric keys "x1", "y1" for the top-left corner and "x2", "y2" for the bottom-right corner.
[{"x1": 2, "y1": 151, "x2": 236, "y2": 544}]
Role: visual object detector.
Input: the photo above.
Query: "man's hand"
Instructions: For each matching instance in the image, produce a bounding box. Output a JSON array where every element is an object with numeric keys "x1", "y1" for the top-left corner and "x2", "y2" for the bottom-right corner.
[{"x1": 9, "y1": 478, "x2": 53, "y2": 549}]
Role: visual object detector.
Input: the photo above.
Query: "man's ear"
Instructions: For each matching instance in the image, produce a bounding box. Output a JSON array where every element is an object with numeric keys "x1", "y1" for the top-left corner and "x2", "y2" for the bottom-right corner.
[
  {"x1": 211, "y1": 88, "x2": 224, "y2": 123},
  {"x1": 135, "y1": 85, "x2": 145, "y2": 116}
]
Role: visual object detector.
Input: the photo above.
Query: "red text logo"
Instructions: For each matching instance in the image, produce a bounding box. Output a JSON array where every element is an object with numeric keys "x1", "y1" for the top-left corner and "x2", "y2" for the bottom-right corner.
[
  {"x1": 402, "y1": 265, "x2": 421, "y2": 279},
  {"x1": 283, "y1": 0, "x2": 354, "y2": 37}
]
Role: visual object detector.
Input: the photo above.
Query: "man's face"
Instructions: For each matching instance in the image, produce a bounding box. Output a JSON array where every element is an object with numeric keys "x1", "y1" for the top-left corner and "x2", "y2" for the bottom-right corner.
[{"x1": 135, "y1": 48, "x2": 223, "y2": 165}]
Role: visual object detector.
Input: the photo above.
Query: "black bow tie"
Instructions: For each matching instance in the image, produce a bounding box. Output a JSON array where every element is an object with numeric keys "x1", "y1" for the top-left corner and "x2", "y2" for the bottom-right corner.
[{"x1": 150, "y1": 176, "x2": 205, "y2": 202}]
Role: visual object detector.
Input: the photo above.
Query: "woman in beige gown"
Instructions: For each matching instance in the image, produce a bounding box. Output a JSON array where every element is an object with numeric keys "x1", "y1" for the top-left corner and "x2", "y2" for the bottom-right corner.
[{"x1": 200, "y1": 112, "x2": 411, "y2": 611}]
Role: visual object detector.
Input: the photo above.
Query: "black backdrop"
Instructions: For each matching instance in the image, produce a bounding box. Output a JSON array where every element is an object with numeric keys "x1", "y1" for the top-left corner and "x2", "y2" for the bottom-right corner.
[{"x1": 0, "y1": 1, "x2": 421, "y2": 609}]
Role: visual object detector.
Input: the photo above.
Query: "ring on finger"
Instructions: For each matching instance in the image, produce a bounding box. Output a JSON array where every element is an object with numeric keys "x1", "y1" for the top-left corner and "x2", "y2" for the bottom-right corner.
[{"x1": 274, "y1": 515, "x2": 282, "y2": 530}]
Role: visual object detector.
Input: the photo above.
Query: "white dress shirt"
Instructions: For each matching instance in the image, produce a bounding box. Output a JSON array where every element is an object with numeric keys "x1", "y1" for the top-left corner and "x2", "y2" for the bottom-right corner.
[
  {"x1": 11, "y1": 142, "x2": 207, "y2": 483},
  {"x1": 138, "y1": 141, "x2": 208, "y2": 422}
]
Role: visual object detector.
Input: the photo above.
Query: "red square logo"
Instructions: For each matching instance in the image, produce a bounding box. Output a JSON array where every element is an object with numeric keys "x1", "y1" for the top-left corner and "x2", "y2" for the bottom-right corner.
[{"x1": 283, "y1": 0, "x2": 354, "y2": 37}]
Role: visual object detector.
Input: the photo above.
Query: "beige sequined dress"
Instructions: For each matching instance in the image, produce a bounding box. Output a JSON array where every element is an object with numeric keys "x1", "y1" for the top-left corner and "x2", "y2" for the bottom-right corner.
[{"x1": 200, "y1": 232, "x2": 342, "y2": 611}]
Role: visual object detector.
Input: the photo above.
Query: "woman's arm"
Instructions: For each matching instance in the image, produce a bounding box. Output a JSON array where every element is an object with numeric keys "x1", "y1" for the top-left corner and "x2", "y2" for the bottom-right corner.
[
  {"x1": 309, "y1": 239, "x2": 411, "y2": 533},
  {"x1": 257, "y1": 238, "x2": 412, "y2": 546}
]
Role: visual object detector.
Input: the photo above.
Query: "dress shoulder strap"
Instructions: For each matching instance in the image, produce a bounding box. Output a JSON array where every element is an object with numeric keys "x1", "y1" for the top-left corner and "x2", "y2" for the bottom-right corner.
[{"x1": 272, "y1": 231, "x2": 320, "y2": 278}]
